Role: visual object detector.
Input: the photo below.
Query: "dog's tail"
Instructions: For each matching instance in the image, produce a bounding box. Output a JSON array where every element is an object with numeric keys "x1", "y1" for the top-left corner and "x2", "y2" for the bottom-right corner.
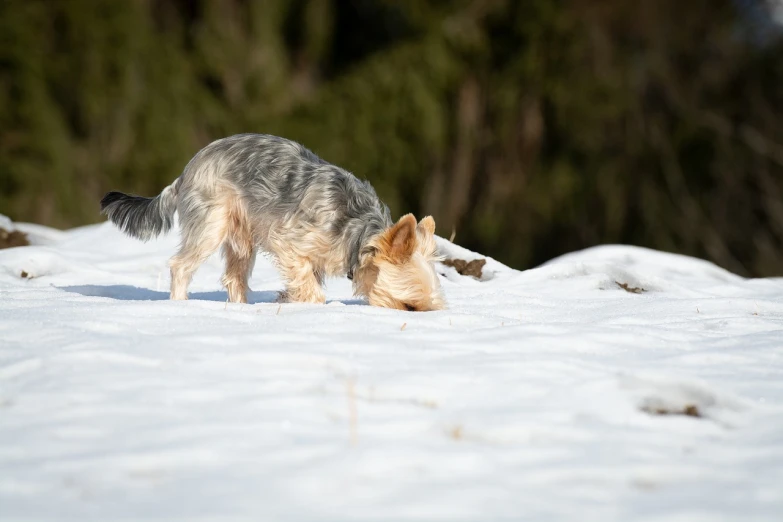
[{"x1": 100, "y1": 178, "x2": 180, "y2": 242}]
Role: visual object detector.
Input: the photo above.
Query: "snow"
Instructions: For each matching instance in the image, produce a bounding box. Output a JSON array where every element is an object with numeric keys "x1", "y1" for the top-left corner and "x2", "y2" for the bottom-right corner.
[{"x1": 1, "y1": 217, "x2": 782, "y2": 521}]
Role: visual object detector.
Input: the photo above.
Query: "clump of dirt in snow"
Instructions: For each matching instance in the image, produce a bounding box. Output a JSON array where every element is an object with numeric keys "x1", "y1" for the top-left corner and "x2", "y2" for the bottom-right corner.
[
  {"x1": 0, "y1": 227, "x2": 29, "y2": 249},
  {"x1": 641, "y1": 404, "x2": 701, "y2": 418},
  {"x1": 442, "y1": 258, "x2": 486, "y2": 280},
  {"x1": 616, "y1": 281, "x2": 645, "y2": 294},
  {"x1": 621, "y1": 375, "x2": 749, "y2": 427}
]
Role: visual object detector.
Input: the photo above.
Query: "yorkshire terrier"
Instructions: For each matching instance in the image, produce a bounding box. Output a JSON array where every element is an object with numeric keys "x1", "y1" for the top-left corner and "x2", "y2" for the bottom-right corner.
[{"x1": 101, "y1": 134, "x2": 445, "y2": 311}]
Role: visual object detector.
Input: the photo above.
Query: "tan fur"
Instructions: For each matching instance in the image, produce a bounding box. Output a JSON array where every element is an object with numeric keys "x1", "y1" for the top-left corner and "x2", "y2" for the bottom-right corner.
[
  {"x1": 273, "y1": 251, "x2": 326, "y2": 303},
  {"x1": 381, "y1": 214, "x2": 417, "y2": 262},
  {"x1": 220, "y1": 194, "x2": 255, "y2": 303},
  {"x1": 418, "y1": 216, "x2": 436, "y2": 235},
  {"x1": 170, "y1": 189, "x2": 253, "y2": 302},
  {"x1": 264, "y1": 213, "x2": 349, "y2": 304},
  {"x1": 169, "y1": 205, "x2": 229, "y2": 300},
  {"x1": 353, "y1": 214, "x2": 445, "y2": 311}
]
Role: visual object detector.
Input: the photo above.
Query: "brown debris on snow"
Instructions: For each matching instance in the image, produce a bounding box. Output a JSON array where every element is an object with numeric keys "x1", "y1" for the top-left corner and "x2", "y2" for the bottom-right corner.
[
  {"x1": 0, "y1": 227, "x2": 29, "y2": 249},
  {"x1": 616, "y1": 281, "x2": 645, "y2": 294},
  {"x1": 641, "y1": 404, "x2": 702, "y2": 418},
  {"x1": 442, "y1": 257, "x2": 486, "y2": 280}
]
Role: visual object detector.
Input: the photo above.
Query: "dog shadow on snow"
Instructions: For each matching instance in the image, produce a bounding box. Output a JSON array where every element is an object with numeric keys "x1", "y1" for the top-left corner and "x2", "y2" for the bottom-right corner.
[{"x1": 59, "y1": 285, "x2": 365, "y2": 306}]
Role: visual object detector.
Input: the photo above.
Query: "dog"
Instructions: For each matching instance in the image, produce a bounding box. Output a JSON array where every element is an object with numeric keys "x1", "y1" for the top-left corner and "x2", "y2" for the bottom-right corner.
[{"x1": 101, "y1": 134, "x2": 445, "y2": 311}]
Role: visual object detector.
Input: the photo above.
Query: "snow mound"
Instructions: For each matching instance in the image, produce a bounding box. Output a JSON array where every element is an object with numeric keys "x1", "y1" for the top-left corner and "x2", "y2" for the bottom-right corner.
[
  {"x1": 1, "y1": 221, "x2": 782, "y2": 521},
  {"x1": 547, "y1": 244, "x2": 744, "y2": 284},
  {"x1": 1, "y1": 214, "x2": 66, "y2": 246},
  {"x1": 622, "y1": 375, "x2": 748, "y2": 426},
  {"x1": 0, "y1": 214, "x2": 13, "y2": 232}
]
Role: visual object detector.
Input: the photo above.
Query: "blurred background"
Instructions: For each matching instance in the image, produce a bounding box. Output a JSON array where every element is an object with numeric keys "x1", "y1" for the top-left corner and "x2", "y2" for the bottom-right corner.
[{"x1": 1, "y1": 0, "x2": 782, "y2": 276}]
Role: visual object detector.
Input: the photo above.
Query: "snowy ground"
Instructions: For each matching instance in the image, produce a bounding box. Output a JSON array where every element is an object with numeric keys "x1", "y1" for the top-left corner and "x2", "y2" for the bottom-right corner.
[{"x1": 1, "y1": 217, "x2": 782, "y2": 521}]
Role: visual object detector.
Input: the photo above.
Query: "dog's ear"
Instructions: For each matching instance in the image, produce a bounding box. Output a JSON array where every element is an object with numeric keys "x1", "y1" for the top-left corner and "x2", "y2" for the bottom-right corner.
[
  {"x1": 381, "y1": 214, "x2": 417, "y2": 263},
  {"x1": 417, "y1": 216, "x2": 436, "y2": 235}
]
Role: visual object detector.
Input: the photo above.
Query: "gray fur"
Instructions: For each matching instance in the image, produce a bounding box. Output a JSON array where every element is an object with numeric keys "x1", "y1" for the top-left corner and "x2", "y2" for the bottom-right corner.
[
  {"x1": 100, "y1": 181, "x2": 180, "y2": 242},
  {"x1": 101, "y1": 133, "x2": 392, "y2": 277}
]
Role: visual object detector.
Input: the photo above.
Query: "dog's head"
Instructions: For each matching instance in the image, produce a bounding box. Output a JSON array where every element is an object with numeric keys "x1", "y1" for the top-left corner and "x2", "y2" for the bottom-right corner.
[{"x1": 355, "y1": 214, "x2": 446, "y2": 311}]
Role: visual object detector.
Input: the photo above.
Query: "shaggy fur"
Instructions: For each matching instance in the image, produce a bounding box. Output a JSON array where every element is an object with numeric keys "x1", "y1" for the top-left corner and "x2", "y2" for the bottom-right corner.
[{"x1": 101, "y1": 134, "x2": 445, "y2": 311}]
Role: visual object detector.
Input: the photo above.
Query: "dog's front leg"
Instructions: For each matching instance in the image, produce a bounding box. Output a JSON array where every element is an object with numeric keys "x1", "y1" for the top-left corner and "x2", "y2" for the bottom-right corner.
[{"x1": 277, "y1": 255, "x2": 326, "y2": 304}]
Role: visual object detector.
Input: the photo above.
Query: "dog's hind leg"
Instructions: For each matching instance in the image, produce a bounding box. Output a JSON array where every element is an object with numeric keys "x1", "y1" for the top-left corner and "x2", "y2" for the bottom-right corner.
[
  {"x1": 169, "y1": 206, "x2": 228, "y2": 301},
  {"x1": 220, "y1": 195, "x2": 255, "y2": 304},
  {"x1": 222, "y1": 244, "x2": 255, "y2": 304}
]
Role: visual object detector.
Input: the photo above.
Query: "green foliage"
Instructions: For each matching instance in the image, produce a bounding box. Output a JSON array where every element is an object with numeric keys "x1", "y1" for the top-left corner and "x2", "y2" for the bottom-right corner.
[{"x1": 1, "y1": 0, "x2": 781, "y2": 275}]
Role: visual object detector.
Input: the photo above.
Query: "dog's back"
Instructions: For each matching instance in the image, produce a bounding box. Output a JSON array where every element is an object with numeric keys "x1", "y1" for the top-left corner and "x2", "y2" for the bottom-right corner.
[{"x1": 176, "y1": 134, "x2": 391, "y2": 253}]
